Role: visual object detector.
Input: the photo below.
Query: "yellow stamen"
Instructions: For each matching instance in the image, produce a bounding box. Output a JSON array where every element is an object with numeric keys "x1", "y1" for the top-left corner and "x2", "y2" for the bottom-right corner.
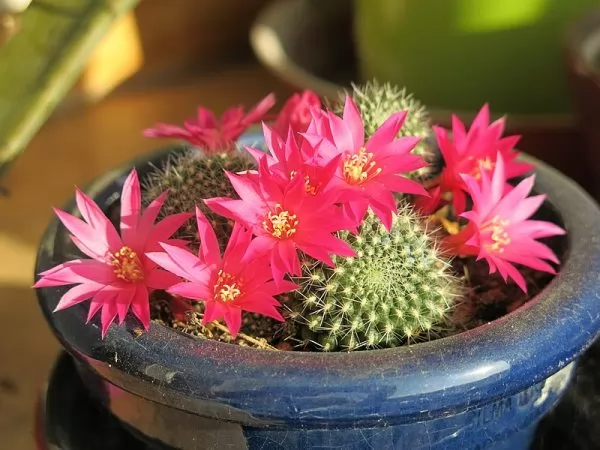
[
  {"x1": 440, "y1": 217, "x2": 461, "y2": 235},
  {"x1": 469, "y1": 156, "x2": 496, "y2": 180},
  {"x1": 343, "y1": 147, "x2": 382, "y2": 185},
  {"x1": 214, "y1": 270, "x2": 242, "y2": 302},
  {"x1": 109, "y1": 246, "x2": 144, "y2": 282},
  {"x1": 262, "y1": 204, "x2": 298, "y2": 239},
  {"x1": 483, "y1": 216, "x2": 511, "y2": 253},
  {"x1": 290, "y1": 170, "x2": 319, "y2": 195}
]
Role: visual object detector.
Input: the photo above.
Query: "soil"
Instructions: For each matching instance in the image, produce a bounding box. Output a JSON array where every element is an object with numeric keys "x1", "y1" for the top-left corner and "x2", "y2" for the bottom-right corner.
[
  {"x1": 447, "y1": 257, "x2": 554, "y2": 332},
  {"x1": 149, "y1": 254, "x2": 557, "y2": 351}
]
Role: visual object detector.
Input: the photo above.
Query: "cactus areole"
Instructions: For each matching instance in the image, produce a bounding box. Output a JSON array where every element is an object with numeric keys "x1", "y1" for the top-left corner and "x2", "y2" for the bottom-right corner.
[{"x1": 36, "y1": 128, "x2": 600, "y2": 450}]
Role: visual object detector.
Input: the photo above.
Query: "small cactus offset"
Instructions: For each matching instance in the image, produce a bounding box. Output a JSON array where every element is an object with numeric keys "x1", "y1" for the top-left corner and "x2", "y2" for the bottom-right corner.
[
  {"x1": 290, "y1": 201, "x2": 463, "y2": 352},
  {"x1": 332, "y1": 80, "x2": 437, "y2": 179},
  {"x1": 142, "y1": 148, "x2": 255, "y2": 248}
]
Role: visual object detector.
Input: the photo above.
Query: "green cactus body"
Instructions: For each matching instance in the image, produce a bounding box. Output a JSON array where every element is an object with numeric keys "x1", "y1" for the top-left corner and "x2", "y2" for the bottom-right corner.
[
  {"x1": 142, "y1": 148, "x2": 255, "y2": 248},
  {"x1": 291, "y1": 203, "x2": 462, "y2": 351},
  {"x1": 335, "y1": 80, "x2": 437, "y2": 179}
]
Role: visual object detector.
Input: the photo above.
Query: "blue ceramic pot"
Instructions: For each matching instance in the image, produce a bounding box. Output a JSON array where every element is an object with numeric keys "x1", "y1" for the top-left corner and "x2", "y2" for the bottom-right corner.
[{"x1": 35, "y1": 134, "x2": 600, "y2": 449}]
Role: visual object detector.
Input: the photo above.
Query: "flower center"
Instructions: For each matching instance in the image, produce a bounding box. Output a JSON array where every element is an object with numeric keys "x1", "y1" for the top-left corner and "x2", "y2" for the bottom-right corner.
[
  {"x1": 343, "y1": 147, "x2": 382, "y2": 185},
  {"x1": 109, "y1": 246, "x2": 144, "y2": 282},
  {"x1": 290, "y1": 170, "x2": 320, "y2": 195},
  {"x1": 262, "y1": 204, "x2": 298, "y2": 239},
  {"x1": 468, "y1": 156, "x2": 495, "y2": 180},
  {"x1": 483, "y1": 216, "x2": 511, "y2": 253},
  {"x1": 214, "y1": 270, "x2": 242, "y2": 302}
]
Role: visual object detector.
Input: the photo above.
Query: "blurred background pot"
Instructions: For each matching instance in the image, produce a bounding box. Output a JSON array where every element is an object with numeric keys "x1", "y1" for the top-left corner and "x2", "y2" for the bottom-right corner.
[
  {"x1": 353, "y1": 0, "x2": 596, "y2": 116},
  {"x1": 251, "y1": 0, "x2": 595, "y2": 198},
  {"x1": 565, "y1": 7, "x2": 600, "y2": 201}
]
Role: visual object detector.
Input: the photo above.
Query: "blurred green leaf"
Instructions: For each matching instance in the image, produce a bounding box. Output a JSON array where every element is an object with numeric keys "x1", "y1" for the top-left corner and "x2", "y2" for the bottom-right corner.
[{"x1": 0, "y1": 0, "x2": 140, "y2": 179}]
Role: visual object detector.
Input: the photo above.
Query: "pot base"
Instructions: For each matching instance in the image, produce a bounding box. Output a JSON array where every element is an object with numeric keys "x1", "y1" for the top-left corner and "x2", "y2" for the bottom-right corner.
[
  {"x1": 36, "y1": 347, "x2": 600, "y2": 450},
  {"x1": 36, "y1": 352, "x2": 161, "y2": 450}
]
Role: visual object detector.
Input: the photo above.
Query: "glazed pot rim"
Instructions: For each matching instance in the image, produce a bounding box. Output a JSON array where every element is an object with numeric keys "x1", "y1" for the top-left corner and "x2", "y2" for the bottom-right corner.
[{"x1": 35, "y1": 136, "x2": 600, "y2": 423}]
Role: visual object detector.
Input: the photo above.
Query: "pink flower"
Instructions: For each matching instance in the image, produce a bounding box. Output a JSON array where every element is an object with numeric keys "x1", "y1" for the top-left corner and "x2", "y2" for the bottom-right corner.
[
  {"x1": 414, "y1": 185, "x2": 445, "y2": 216},
  {"x1": 143, "y1": 94, "x2": 276, "y2": 153},
  {"x1": 272, "y1": 90, "x2": 322, "y2": 137},
  {"x1": 448, "y1": 154, "x2": 565, "y2": 292},
  {"x1": 434, "y1": 104, "x2": 534, "y2": 214},
  {"x1": 147, "y1": 208, "x2": 297, "y2": 336},
  {"x1": 303, "y1": 96, "x2": 429, "y2": 230},
  {"x1": 205, "y1": 158, "x2": 356, "y2": 282},
  {"x1": 34, "y1": 170, "x2": 192, "y2": 337},
  {"x1": 245, "y1": 123, "x2": 340, "y2": 197}
]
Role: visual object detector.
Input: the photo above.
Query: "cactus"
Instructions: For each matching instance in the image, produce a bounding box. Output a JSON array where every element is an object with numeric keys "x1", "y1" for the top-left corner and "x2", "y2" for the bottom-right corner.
[
  {"x1": 290, "y1": 201, "x2": 463, "y2": 351},
  {"x1": 142, "y1": 148, "x2": 255, "y2": 249},
  {"x1": 332, "y1": 80, "x2": 438, "y2": 179}
]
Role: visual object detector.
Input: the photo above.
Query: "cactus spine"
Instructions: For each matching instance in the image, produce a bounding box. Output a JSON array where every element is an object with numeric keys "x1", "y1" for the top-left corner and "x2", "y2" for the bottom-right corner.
[
  {"x1": 142, "y1": 148, "x2": 255, "y2": 248},
  {"x1": 291, "y1": 202, "x2": 462, "y2": 351},
  {"x1": 334, "y1": 80, "x2": 437, "y2": 179}
]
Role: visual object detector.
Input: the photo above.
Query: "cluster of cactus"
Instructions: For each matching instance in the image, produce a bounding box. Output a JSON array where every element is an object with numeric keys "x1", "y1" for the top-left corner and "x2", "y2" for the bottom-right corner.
[
  {"x1": 142, "y1": 148, "x2": 255, "y2": 249},
  {"x1": 332, "y1": 80, "x2": 438, "y2": 179},
  {"x1": 289, "y1": 203, "x2": 462, "y2": 351},
  {"x1": 141, "y1": 82, "x2": 463, "y2": 352}
]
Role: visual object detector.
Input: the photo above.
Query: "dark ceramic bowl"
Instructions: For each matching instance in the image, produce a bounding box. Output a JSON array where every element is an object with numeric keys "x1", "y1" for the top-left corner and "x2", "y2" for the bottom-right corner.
[
  {"x1": 35, "y1": 135, "x2": 600, "y2": 449},
  {"x1": 35, "y1": 346, "x2": 600, "y2": 449}
]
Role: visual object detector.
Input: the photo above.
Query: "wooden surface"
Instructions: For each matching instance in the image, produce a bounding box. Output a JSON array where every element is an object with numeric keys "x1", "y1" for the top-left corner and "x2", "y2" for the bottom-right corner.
[{"x1": 0, "y1": 63, "x2": 291, "y2": 450}]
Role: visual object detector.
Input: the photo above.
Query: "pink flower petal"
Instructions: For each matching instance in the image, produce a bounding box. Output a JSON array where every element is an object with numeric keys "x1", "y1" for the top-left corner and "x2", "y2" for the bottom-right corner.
[
  {"x1": 222, "y1": 308, "x2": 243, "y2": 337},
  {"x1": 277, "y1": 240, "x2": 302, "y2": 276},
  {"x1": 53, "y1": 282, "x2": 106, "y2": 312},
  {"x1": 147, "y1": 245, "x2": 209, "y2": 284},
  {"x1": 223, "y1": 223, "x2": 253, "y2": 264},
  {"x1": 227, "y1": 170, "x2": 267, "y2": 206},
  {"x1": 375, "y1": 174, "x2": 429, "y2": 197},
  {"x1": 514, "y1": 220, "x2": 566, "y2": 239},
  {"x1": 100, "y1": 301, "x2": 118, "y2": 337},
  {"x1": 116, "y1": 287, "x2": 136, "y2": 324},
  {"x1": 75, "y1": 189, "x2": 122, "y2": 251},
  {"x1": 370, "y1": 200, "x2": 395, "y2": 231},
  {"x1": 34, "y1": 259, "x2": 114, "y2": 288},
  {"x1": 366, "y1": 111, "x2": 405, "y2": 151},
  {"x1": 202, "y1": 300, "x2": 227, "y2": 324},
  {"x1": 328, "y1": 112, "x2": 355, "y2": 153},
  {"x1": 242, "y1": 93, "x2": 276, "y2": 124},
  {"x1": 245, "y1": 145, "x2": 274, "y2": 167},
  {"x1": 494, "y1": 175, "x2": 536, "y2": 217},
  {"x1": 120, "y1": 170, "x2": 142, "y2": 244},
  {"x1": 130, "y1": 284, "x2": 151, "y2": 330},
  {"x1": 342, "y1": 96, "x2": 365, "y2": 150},
  {"x1": 245, "y1": 235, "x2": 277, "y2": 261},
  {"x1": 143, "y1": 124, "x2": 191, "y2": 140},
  {"x1": 87, "y1": 290, "x2": 115, "y2": 323},
  {"x1": 496, "y1": 259, "x2": 528, "y2": 293},
  {"x1": 168, "y1": 281, "x2": 213, "y2": 301},
  {"x1": 145, "y1": 268, "x2": 182, "y2": 290},
  {"x1": 145, "y1": 212, "x2": 192, "y2": 251},
  {"x1": 137, "y1": 191, "x2": 167, "y2": 237},
  {"x1": 54, "y1": 209, "x2": 109, "y2": 260},
  {"x1": 195, "y1": 207, "x2": 222, "y2": 267},
  {"x1": 296, "y1": 242, "x2": 334, "y2": 267},
  {"x1": 238, "y1": 294, "x2": 284, "y2": 322}
]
